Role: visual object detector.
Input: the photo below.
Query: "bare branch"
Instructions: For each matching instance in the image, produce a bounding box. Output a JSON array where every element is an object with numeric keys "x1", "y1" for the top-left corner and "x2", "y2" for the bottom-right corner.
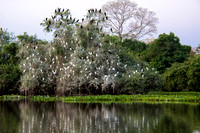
[{"x1": 102, "y1": 0, "x2": 158, "y2": 40}]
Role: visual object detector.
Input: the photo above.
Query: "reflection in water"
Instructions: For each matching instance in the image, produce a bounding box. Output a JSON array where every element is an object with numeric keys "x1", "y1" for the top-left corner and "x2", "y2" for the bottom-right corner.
[{"x1": 0, "y1": 101, "x2": 200, "y2": 133}]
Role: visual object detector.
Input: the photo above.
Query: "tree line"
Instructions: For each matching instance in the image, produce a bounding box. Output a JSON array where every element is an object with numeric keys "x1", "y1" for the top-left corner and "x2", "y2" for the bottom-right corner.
[{"x1": 0, "y1": 0, "x2": 199, "y2": 96}]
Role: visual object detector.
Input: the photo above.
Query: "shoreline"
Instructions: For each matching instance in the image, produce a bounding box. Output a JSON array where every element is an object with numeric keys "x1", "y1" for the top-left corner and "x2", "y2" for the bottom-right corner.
[{"x1": 0, "y1": 92, "x2": 200, "y2": 104}]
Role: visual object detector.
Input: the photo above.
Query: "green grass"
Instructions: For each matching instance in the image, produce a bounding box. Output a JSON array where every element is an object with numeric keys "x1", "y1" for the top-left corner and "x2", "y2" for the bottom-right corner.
[
  {"x1": 0, "y1": 92, "x2": 200, "y2": 104},
  {"x1": 0, "y1": 95, "x2": 26, "y2": 101},
  {"x1": 61, "y1": 94, "x2": 200, "y2": 103}
]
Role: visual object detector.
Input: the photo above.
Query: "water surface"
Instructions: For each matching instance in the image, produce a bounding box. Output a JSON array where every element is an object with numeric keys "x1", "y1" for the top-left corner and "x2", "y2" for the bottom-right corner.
[{"x1": 0, "y1": 101, "x2": 199, "y2": 133}]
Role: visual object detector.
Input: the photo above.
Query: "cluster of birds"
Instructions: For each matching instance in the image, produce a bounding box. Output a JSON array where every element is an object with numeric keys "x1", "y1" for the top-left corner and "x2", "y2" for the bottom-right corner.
[
  {"x1": 19, "y1": 8, "x2": 159, "y2": 91},
  {"x1": 20, "y1": 40, "x2": 159, "y2": 85}
]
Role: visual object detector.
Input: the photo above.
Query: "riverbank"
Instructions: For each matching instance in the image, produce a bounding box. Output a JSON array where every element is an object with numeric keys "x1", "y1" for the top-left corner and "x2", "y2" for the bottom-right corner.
[{"x1": 1, "y1": 92, "x2": 200, "y2": 104}]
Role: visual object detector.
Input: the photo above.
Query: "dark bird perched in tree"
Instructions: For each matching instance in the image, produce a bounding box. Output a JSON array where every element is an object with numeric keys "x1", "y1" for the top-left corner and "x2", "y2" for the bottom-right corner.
[
  {"x1": 52, "y1": 16, "x2": 56, "y2": 19},
  {"x1": 70, "y1": 16, "x2": 72, "y2": 20},
  {"x1": 58, "y1": 8, "x2": 61, "y2": 12},
  {"x1": 34, "y1": 46, "x2": 36, "y2": 49},
  {"x1": 110, "y1": 28, "x2": 113, "y2": 32},
  {"x1": 72, "y1": 18, "x2": 75, "y2": 24},
  {"x1": 55, "y1": 34, "x2": 58, "y2": 37},
  {"x1": 62, "y1": 9, "x2": 64, "y2": 12},
  {"x1": 46, "y1": 18, "x2": 48, "y2": 21},
  {"x1": 47, "y1": 20, "x2": 51, "y2": 25},
  {"x1": 100, "y1": 27, "x2": 103, "y2": 31},
  {"x1": 99, "y1": 9, "x2": 101, "y2": 13},
  {"x1": 104, "y1": 12, "x2": 106, "y2": 16},
  {"x1": 55, "y1": 9, "x2": 57, "y2": 13},
  {"x1": 88, "y1": 10, "x2": 90, "y2": 13},
  {"x1": 82, "y1": 18, "x2": 84, "y2": 22},
  {"x1": 106, "y1": 16, "x2": 108, "y2": 20},
  {"x1": 90, "y1": 19, "x2": 94, "y2": 25},
  {"x1": 59, "y1": 21, "x2": 62, "y2": 26},
  {"x1": 80, "y1": 25, "x2": 83, "y2": 29}
]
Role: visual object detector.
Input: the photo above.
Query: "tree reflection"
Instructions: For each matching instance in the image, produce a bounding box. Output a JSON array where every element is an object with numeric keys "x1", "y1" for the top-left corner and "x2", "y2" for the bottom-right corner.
[{"x1": 0, "y1": 101, "x2": 199, "y2": 133}]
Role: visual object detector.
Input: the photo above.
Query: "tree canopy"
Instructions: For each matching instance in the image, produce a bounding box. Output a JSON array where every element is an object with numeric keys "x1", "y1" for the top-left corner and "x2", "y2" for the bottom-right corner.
[{"x1": 142, "y1": 32, "x2": 191, "y2": 73}]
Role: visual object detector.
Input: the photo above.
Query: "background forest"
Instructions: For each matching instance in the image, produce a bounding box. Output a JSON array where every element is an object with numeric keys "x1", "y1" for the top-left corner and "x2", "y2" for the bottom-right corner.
[{"x1": 0, "y1": 0, "x2": 200, "y2": 96}]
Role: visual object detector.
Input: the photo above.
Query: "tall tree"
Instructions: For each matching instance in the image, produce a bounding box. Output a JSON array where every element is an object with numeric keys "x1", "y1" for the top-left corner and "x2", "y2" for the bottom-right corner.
[
  {"x1": 142, "y1": 32, "x2": 191, "y2": 73},
  {"x1": 102, "y1": 0, "x2": 158, "y2": 41}
]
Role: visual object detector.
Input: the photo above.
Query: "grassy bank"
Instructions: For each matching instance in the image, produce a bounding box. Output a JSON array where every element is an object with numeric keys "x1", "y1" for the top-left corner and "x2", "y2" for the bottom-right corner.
[
  {"x1": 0, "y1": 92, "x2": 200, "y2": 103},
  {"x1": 61, "y1": 93, "x2": 200, "y2": 103}
]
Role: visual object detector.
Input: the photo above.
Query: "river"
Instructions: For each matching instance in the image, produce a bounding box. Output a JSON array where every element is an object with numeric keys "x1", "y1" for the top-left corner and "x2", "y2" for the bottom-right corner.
[{"x1": 0, "y1": 100, "x2": 199, "y2": 133}]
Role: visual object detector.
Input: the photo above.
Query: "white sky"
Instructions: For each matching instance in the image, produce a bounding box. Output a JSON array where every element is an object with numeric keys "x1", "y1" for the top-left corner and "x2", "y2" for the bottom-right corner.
[{"x1": 0, "y1": 0, "x2": 199, "y2": 47}]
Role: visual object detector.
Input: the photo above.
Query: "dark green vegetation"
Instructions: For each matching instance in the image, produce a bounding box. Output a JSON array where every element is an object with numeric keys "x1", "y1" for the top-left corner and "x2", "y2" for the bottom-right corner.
[
  {"x1": 0, "y1": 7, "x2": 200, "y2": 96},
  {"x1": 142, "y1": 32, "x2": 191, "y2": 73},
  {"x1": 61, "y1": 92, "x2": 200, "y2": 103},
  {"x1": 1, "y1": 92, "x2": 199, "y2": 104}
]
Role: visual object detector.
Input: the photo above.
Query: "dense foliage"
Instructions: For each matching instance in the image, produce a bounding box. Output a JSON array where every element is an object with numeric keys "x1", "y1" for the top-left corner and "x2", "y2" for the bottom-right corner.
[
  {"x1": 142, "y1": 32, "x2": 191, "y2": 73},
  {"x1": 164, "y1": 55, "x2": 200, "y2": 92},
  {"x1": 0, "y1": 30, "x2": 21, "y2": 95}
]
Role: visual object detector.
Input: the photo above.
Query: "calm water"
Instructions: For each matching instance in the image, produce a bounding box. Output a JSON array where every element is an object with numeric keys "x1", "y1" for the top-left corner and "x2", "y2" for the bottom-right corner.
[{"x1": 0, "y1": 101, "x2": 200, "y2": 133}]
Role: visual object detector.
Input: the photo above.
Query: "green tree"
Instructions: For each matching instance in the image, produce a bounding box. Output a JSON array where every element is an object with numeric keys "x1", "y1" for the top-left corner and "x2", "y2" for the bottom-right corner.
[
  {"x1": 164, "y1": 62, "x2": 189, "y2": 91},
  {"x1": 0, "y1": 29, "x2": 21, "y2": 95},
  {"x1": 187, "y1": 55, "x2": 200, "y2": 91},
  {"x1": 164, "y1": 54, "x2": 200, "y2": 92},
  {"x1": 0, "y1": 28, "x2": 14, "y2": 48},
  {"x1": 17, "y1": 32, "x2": 48, "y2": 44},
  {"x1": 0, "y1": 64, "x2": 21, "y2": 95},
  {"x1": 122, "y1": 39, "x2": 147, "y2": 54},
  {"x1": 142, "y1": 32, "x2": 191, "y2": 73}
]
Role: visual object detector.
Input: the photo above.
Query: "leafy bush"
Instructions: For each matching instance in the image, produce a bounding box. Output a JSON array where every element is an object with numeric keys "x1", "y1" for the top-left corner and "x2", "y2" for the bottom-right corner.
[
  {"x1": 164, "y1": 55, "x2": 200, "y2": 92},
  {"x1": 120, "y1": 66, "x2": 163, "y2": 94},
  {"x1": 164, "y1": 62, "x2": 189, "y2": 91},
  {"x1": 0, "y1": 64, "x2": 21, "y2": 95}
]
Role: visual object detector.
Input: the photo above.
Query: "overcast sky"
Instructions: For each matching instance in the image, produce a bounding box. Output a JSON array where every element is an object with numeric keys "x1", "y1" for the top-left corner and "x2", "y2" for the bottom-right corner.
[{"x1": 0, "y1": 0, "x2": 199, "y2": 47}]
